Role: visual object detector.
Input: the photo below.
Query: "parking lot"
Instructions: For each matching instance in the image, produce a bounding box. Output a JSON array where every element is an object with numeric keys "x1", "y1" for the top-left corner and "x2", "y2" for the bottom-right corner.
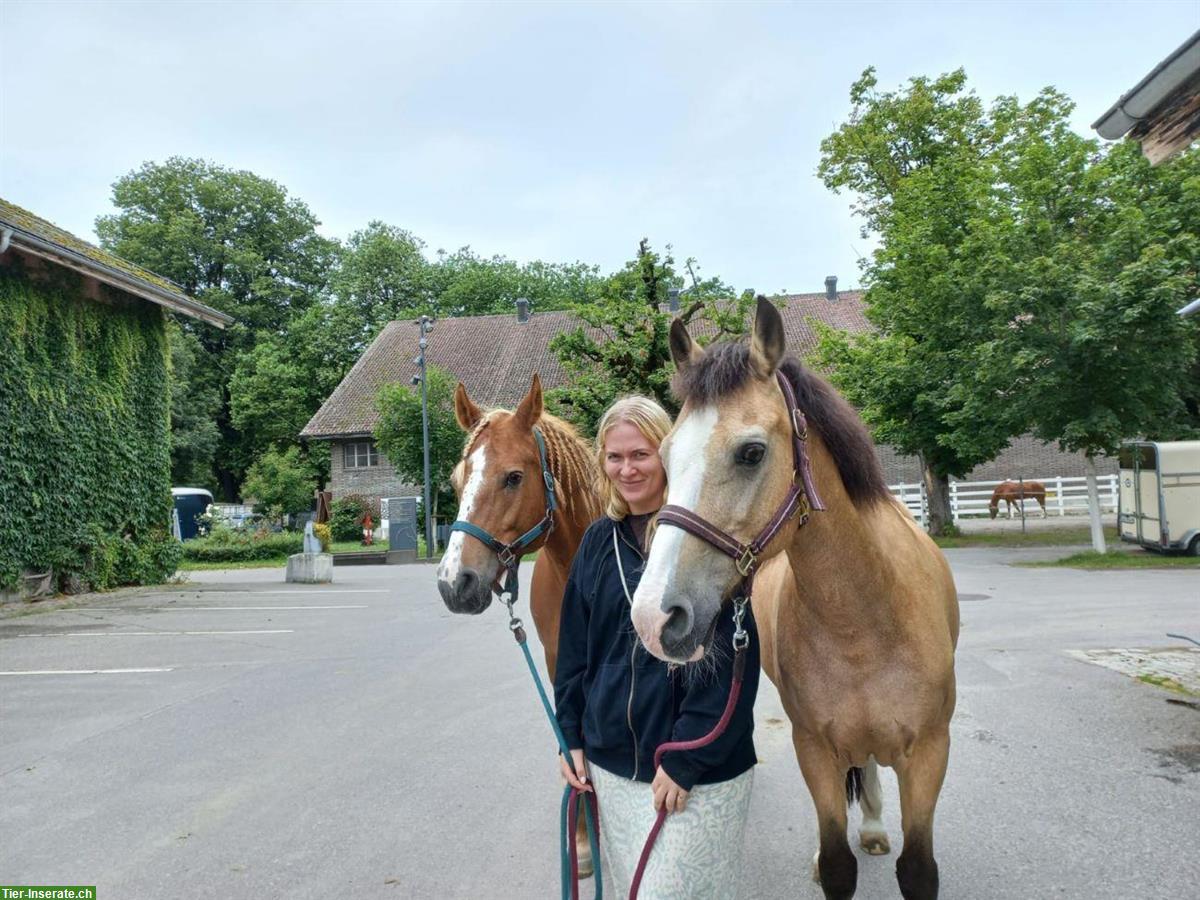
[{"x1": 2, "y1": 550, "x2": 1197, "y2": 899}]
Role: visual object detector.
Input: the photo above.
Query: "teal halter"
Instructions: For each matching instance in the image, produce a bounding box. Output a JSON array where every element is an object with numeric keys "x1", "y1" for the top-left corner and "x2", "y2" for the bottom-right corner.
[{"x1": 449, "y1": 427, "x2": 558, "y2": 584}]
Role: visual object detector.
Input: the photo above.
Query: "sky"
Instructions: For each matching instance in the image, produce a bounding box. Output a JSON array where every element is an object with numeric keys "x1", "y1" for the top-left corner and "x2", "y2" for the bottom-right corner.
[{"x1": 2, "y1": 0, "x2": 1197, "y2": 296}]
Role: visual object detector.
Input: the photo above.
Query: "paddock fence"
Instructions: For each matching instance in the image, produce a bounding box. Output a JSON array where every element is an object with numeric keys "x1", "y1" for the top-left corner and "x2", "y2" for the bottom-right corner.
[{"x1": 889, "y1": 475, "x2": 1119, "y2": 526}]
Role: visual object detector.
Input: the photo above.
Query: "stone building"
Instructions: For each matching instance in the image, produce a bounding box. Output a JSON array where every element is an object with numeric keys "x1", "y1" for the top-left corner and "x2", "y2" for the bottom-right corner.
[{"x1": 302, "y1": 285, "x2": 1113, "y2": 511}]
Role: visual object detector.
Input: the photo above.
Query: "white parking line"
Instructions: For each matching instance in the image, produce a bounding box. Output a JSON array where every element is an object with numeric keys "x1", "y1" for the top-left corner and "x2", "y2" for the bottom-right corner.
[
  {"x1": 16, "y1": 630, "x2": 295, "y2": 638},
  {"x1": 86, "y1": 605, "x2": 368, "y2": 611},
  {"x1": 0, "y1": 668, "x2": 174, "y2": 676}
]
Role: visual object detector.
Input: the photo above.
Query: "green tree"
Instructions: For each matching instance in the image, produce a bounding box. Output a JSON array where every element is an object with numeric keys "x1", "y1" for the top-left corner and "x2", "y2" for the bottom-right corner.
[
  {"x1": 817, "y1": 69, "x2": 1071, "y2": 533},
  {"x1": 166, "y1": 320, "x2": 221, "y2": 489},
  {"x1": 432, "y1": 247, "x2": 602, "y2": 317},
  {"x1": 241, "y1": 446, "x2": 317, "y2": 524},
  {"x1": 374, "y1": 366, "x2": 464, "y2": 521},
  {"x1": 963, "y1": 140, "x2": 1199, "y2": 550},
  {"x1": 96, "y1": 157, "x2": 340, "y2": 498},
  {"x1": 547, "y1": 239, "x2": 755, "y2": 434},
  {"x1": 332, "y1": 221, "x2": 437, "y2": 330}
]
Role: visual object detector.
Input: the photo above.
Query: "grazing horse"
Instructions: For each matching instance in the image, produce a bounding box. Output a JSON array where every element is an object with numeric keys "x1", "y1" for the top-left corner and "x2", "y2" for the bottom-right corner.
[
  {"x1": 989, "y1": 480, "x2": 1048, "y2": 519},
  {"x1": 436, "y1": 373, "x2": 603, "y2": 872},
  {"x1": 630, "y1": 298, "x2": 959, "y2": 900}
]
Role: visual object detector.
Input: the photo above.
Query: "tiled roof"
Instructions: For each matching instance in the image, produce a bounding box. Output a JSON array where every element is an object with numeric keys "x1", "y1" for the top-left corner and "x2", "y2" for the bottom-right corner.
[
  {"x1": 300, "y1": 292, "x2": 870, "y2": 439},
  {"x1": 0, "y1": 197, "x2": 233, "y2": 328}
]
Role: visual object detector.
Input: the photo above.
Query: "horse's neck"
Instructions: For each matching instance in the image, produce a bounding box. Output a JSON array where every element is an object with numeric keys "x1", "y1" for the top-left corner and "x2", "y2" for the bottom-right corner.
[{"x1": 783, "y1": 439, "x2": 897, "y2": 630}]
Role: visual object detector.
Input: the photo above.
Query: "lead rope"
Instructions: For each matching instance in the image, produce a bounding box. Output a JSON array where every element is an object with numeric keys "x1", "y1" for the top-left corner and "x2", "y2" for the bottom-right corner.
[
  {"x1": 628, "y1": 594, "x2": 750, "y2": 900},
  {"x1": 501, "y1": 572, "x2": 602, "y2": 900}
]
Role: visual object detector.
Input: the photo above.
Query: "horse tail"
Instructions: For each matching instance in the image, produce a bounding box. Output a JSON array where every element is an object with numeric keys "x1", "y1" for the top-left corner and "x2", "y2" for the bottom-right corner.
[{"x1": 845, "y1": 767, "x2": 864, "y2": 806}]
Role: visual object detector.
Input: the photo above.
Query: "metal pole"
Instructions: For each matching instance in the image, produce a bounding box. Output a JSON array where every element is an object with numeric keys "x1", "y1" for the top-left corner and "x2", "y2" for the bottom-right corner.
[
  {"x1": 1019, "y1": 475, "x2": 1026, "y2": 534},
  {"x1": 419, "y1": 316, "x2": 434, "y2": 559}
]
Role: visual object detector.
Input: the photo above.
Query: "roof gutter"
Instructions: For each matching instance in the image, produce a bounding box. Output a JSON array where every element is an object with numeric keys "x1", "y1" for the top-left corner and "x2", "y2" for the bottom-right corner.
[
  {"x1": 0, "y1": 227, "x2": 12, "y2": 255},
  {"x1": 1093, "y1": 30, "x2": 1200, "y2": 139},
  {"x1": 3, "y1": 227, "x2": 233, "y2": 329}
]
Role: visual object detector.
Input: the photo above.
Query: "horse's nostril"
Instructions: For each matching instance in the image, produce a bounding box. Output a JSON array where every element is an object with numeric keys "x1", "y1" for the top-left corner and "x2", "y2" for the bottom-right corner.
[
  {"x1": 455, "y1": 570, "x2": 478, "y2": 598},
  {"x1": 662, "y1": 603, "x2": 693, "y2": 647}
]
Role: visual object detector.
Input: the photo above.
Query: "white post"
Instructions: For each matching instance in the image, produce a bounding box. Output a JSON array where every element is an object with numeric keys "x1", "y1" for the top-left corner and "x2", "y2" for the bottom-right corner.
[
  {"x1": 950, "y1": 480, "x2": 959, "y2": 522},
  {"x1": 919, "y1": 480, "x2": 927, "y2": 529},
  {"x1": 1056, "y1": 475, "x2": 1065, "y2": 517},
  {"x1": 1085, "y1": 455, "x2": 1107, "y2": 553}
]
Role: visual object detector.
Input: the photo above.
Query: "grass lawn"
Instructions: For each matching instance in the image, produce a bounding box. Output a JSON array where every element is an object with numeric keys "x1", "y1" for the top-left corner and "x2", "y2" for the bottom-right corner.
[
  {"x1": 933, "y1": 525, "x2": 1119, "y2": 549},
  {"x1": 1020, "y1": 550, "x2": 1200, "y2": 570}
]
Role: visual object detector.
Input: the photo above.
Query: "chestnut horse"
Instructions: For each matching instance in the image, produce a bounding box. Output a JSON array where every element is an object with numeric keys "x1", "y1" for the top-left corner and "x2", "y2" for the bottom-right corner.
[
  {"x1": 630, "y1": 299, "x2": 959, "y2": 900},
  {"x1": 989, "y1": 480, "x2": 1047, "y2": 519},
  {"x1": 436, "y1": 373, "x2": 603, "y2": 873}
]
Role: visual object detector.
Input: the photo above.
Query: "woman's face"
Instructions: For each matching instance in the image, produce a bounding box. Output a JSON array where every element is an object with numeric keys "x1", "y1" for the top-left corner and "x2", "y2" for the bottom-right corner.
[{"x1": 603, "y1": 422, "x2": 666, "y2": 515}]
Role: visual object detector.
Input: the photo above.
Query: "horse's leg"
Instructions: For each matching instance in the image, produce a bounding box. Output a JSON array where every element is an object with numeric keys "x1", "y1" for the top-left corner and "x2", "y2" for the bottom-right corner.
[
  {"x1": 858, "y1": 756, "x2": 890, "y2": 855},
  {"x1": 894, "y1": 730, "x2": 950, "y2": 900},
  {"x1": 795, "y1": 734, "x2": 857, "y2": 900}
]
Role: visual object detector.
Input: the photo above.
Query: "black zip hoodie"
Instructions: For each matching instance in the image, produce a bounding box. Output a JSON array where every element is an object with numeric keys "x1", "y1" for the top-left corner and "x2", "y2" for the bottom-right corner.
[{"x1": 553, "y1": 515, "x2": 759, "y2": 791}]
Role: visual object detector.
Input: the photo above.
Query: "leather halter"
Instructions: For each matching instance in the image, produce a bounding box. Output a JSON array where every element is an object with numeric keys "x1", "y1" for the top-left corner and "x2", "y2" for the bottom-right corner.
[
  {"x1": 449, "y1": 427, "x2": 557, "y2": 599},
  {"x1": 655, "y1": 371, "x2": 824, "y2": 593}
]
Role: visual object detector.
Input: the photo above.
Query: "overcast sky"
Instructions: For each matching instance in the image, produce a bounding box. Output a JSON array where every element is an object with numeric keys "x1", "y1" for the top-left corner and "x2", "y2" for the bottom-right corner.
[{"x1": 2, "y1": 1, "x2": 1196, "y2": 295}]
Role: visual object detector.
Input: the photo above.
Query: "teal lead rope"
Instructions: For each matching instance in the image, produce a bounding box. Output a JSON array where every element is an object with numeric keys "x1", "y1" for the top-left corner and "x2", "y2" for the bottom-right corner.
[{"x1": 507, "y1": 597, "x2": 602, "y2": 900}]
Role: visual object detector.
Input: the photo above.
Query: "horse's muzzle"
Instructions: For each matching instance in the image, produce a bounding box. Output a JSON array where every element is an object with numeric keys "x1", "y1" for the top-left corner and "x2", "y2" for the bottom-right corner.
[{"x1": 437, "y1": 568, "x2": 493, "y2": 615}]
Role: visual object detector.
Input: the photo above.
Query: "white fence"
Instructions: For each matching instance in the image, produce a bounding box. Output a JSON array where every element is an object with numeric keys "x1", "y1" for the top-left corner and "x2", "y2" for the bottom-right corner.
[
  {"x1": 212, "y1": 503, "x2": 255, "y2": 528},
  {"x1": 890, "y1": 475, "x2": 1119, "y2": 524}
]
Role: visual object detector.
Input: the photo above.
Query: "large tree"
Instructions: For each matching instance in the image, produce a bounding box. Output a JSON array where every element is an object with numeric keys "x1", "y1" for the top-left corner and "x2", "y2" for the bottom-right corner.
[
  {"x1": 96, "y1": 157, "x2": 340, "y2": 498},
  {"x1": 547, "y1": 239, "x2": 754, "y2": 434},
  {"x1": 374, "y1": 365, "x2": 463, "y2": 523},
  {"x1": 816, "y1": 68, "x2": 1025, "y2": 533},
  {"x1": 432, "y1": 247, "x2": 602, "y2": 317}
]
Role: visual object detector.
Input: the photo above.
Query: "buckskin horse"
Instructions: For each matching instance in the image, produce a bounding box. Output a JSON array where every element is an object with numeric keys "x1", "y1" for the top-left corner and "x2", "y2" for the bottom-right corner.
[
  {"x1": 989, "y1": 480, "x2": 1048, "y2": 519},
  {"x1": 436, "y1": 373, "x2": 603, "y2": 875},
  {"x1": 630, "y1": 298, "x2": 959, "y2": 900}
]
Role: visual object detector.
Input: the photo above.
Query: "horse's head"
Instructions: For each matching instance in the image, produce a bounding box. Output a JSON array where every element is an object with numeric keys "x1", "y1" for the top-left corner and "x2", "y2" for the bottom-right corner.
[
  {"x1": 437, "y1": 374, "x2": 553, "y2": 615},
  {"x1": 988, "y1": 500, "x2": 999, "y2": 520},
  {"x1": 631, "y1": 298, "x2": 804, "y2": 662}
]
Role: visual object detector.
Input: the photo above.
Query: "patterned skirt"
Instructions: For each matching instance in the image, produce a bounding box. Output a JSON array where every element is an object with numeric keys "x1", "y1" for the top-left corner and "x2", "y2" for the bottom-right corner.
[{"x1": 588, "y1": 762, "x2": 754, "y2": 900}]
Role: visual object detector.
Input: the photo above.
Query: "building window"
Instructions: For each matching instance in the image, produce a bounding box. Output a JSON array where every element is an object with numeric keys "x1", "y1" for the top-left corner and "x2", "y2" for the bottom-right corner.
[{"x1": 344, "y1": 441, "x2": 379, "y2": 468}]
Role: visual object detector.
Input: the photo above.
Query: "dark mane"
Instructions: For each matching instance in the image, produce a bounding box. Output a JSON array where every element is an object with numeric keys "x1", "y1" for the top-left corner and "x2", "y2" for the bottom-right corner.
[{"x1": 673, "y1": 341, "x2": 891, "y2": 508}]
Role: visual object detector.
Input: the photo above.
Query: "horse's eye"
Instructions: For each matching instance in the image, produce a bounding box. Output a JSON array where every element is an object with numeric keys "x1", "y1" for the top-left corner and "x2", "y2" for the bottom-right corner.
[
  {"x1": 505, "y1": 471, "x2": 524, "y2": 488},
  {"x1": 736, "y1": 443, "x2": 766, "y2": 466}
]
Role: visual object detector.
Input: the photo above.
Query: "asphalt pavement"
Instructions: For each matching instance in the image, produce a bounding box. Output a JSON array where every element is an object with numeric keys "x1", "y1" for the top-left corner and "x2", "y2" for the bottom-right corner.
[{"x1": 1, "y1": 547, "x2": 1196, "y2": 899}]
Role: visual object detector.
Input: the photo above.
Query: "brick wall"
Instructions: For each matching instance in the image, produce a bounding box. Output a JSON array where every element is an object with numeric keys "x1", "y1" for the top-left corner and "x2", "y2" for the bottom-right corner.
[
  {"x1": 329, "y1": 440, "x2": 420, "y2": 502},
  {"x1": 876, "y1": 433, "x2": 1120, "y2": 485}
]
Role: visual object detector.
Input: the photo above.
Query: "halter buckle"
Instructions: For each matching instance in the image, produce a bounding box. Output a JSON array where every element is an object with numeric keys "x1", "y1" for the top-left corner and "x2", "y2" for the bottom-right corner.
[
  {"x1": 735, "y1": 546, "x2": 758, "y2": 578},
  {"x1": 497, "y1": 546, "x2": 517, "y2": 569}
]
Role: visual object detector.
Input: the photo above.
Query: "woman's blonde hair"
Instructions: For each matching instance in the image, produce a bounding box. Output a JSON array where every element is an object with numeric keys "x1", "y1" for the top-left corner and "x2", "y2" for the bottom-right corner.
[{"x1": 594, "y1": 395, "x2": 673, "y2": 521}]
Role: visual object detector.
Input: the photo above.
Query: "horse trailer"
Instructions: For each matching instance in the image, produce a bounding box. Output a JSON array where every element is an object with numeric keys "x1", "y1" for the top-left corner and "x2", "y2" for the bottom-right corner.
[{"x1": 1118, "y1": 440, "x2": 1200, "y2": 554}]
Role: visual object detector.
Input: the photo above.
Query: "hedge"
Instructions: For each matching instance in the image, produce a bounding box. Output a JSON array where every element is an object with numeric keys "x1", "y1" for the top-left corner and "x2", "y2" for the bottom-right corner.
[{"x1": 181, "y1": 529, "x2": 303, "y2": 562}]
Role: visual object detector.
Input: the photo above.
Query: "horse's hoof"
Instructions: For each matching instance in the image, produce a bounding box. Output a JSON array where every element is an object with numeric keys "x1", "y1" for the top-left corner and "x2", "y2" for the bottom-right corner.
[{"x1": 860, "y1": 830, "x2": 891, "y2": 855}]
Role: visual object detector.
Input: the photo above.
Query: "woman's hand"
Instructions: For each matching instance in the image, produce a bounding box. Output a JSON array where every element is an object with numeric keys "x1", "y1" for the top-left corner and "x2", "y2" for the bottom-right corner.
[
  {"x1": 652, "y1": 766, "x2": 689, "y2": 813},
  {"x1": 559, "y1": 748, "x2": 591, "y2": 792}
]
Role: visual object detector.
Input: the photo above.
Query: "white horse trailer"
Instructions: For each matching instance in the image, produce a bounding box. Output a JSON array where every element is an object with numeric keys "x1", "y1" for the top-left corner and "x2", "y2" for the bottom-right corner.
[{"x1": 1118, "y1": 440, "x2": 1200, "y2": 554}]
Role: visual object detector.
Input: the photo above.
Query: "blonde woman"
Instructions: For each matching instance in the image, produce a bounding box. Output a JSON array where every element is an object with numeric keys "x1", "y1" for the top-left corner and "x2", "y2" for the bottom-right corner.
[{"x1": 553, "y1": 395, "x2": 761, "y2": 898}]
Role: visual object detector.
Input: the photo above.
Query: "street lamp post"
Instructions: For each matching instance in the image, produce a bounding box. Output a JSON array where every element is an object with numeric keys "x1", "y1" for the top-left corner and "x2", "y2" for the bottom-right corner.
[{"x1": 413, "y1": 315, "x2": 435, "y2": 559}]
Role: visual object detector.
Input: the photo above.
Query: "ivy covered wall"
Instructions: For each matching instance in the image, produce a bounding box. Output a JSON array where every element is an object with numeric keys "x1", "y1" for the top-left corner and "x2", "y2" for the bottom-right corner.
[{"x1": 0, "y1": 262, "x2": 181, "y2": 592}]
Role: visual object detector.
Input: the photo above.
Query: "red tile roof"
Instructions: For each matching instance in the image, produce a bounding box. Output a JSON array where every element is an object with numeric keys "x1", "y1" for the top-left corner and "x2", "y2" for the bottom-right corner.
[{"x1": 300, "y1": 291, "x2": 869, "y2": 439}]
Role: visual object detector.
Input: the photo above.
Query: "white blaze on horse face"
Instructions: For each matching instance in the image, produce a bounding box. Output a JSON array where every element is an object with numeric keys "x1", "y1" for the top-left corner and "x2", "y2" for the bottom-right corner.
[
  {"x1": 438, "y1": 443, "x2": 488, "y2": 585},
  {"x1": 630, "y1": 406, "x2": 717, "y2": 654}
]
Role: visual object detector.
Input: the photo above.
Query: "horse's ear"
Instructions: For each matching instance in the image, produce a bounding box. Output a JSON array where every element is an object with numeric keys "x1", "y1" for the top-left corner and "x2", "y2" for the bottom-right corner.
[
  {"x1": 454, "y1": 382, "x2": 483, "y2": 431},
  {"x1": 749, "y1": 295, "x2": 785, "y2": 378},
  {"x1": 670, "y1": 318, "x2": 704, "y2": 373},
  {"x1": 513, "y1": 373, "x2": 543, "y2": 430}
]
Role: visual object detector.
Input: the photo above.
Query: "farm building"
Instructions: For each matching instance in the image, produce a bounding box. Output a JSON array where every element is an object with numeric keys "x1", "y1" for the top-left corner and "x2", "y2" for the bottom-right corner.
[
  {"x1": 0, "y1": 198, "x2": 232, "y2": 599},
  {"x1": 302, "y1": 283, "x2": 1114, "y2": 512}
]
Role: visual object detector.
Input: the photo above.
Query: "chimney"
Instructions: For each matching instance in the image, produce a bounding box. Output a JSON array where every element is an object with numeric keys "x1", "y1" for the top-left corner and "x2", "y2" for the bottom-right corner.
[
  {"x1": 515, "y1": 298, "x2": 530, "y2": 323},
  {"x1": 824, "y1": 276, "x2": 838, "y2": 301},
  {"x1": 667, "y1": 288, "x2": 681, "y2": 314}
]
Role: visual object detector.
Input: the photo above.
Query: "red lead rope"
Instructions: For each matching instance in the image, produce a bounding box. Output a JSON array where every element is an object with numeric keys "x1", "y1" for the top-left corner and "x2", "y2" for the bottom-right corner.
[{"x1": 627, "y1": 646, "x2": 747, "y2": 899}]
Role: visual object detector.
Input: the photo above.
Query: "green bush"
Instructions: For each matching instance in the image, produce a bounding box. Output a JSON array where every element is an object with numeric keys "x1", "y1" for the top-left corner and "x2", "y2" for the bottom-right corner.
[
  {"x1": 181, "y1": 529, "x2": 303, "y2": 562},
  {"x1": 50, "y1": 525, "x2": 182, "y2": 591},
  {"x1": 329, "y1": 494, "x2": 378, "y2": 542}
]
